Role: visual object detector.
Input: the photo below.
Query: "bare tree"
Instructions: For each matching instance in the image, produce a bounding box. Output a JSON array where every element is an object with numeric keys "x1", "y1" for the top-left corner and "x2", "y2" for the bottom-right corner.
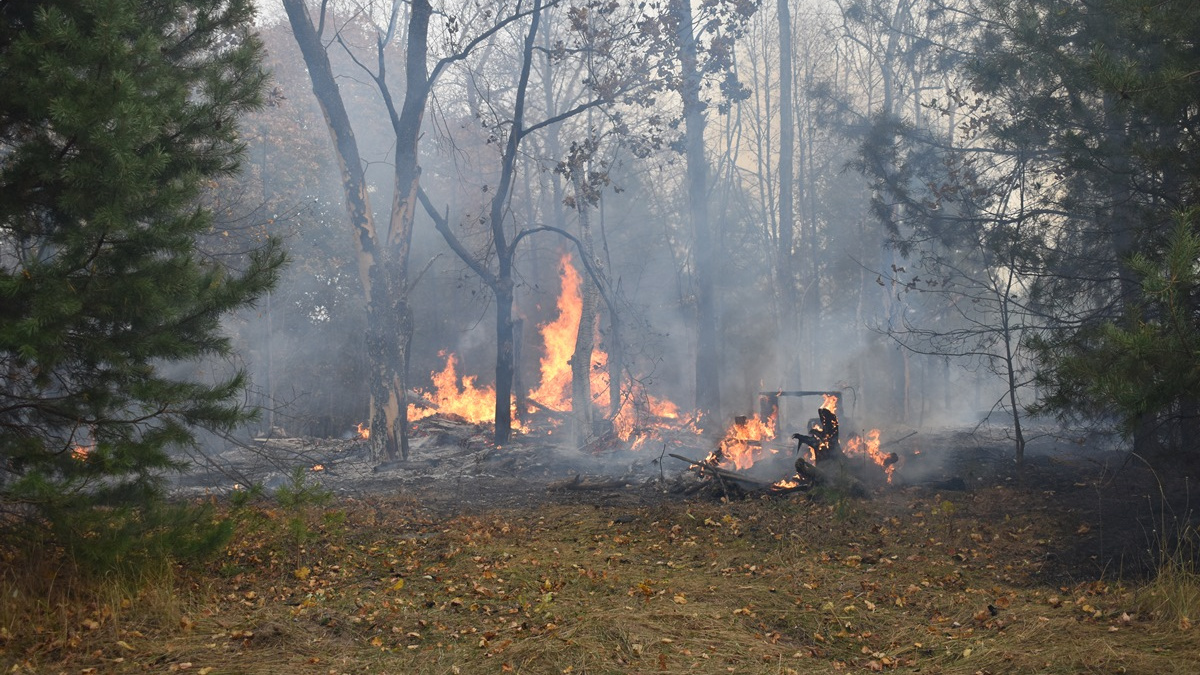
[
  {"x1": 282, "y1": 0, "x2": 540, "y2": 459},
  {"x1": 420, "y1": 0, "x2": 637, "y2": 444}
]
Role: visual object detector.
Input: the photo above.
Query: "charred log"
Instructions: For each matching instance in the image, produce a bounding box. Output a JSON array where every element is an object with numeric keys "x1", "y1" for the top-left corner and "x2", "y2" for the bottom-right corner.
[
  {"x1": 547, "y1": 475, "x2": 630, "y2": 491},
  {"x1": 794, "y1": 455, "x2": 869, "y2": 499},
  {"x1": 792, "y1": 407, "x2": 841, "y2": 463}
]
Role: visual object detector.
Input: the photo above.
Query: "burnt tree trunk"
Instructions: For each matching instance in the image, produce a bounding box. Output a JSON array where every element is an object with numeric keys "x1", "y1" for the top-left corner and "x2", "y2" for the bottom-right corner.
[
  {"x1": 283, "y1": 0, "x2": 434, "y2": 461},
  {"x1": 489, "y1": 0, "x2": 544, "y2": 445},
  {"x1": 571, "y1": 170, "x2": 599, "y2": 445}
]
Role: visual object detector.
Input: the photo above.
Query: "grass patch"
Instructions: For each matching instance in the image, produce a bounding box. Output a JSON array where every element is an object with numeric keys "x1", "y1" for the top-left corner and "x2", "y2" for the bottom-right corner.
[{"x1": 3, "y1": 486, "x2": 1199, "y2": 673}]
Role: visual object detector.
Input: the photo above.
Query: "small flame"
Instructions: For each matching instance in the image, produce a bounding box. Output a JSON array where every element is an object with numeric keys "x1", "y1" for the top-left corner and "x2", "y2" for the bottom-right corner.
[
  {"x1": 311, "y1": 464, "x2": 325, "y2": 472},
  {"x1": 355, "y1": 423, "x2": 370, "y2": 440},
  {"x1": 71, "y1": 446, "x2": 89, "y2": 461},
  {"x1": 773, "y1": 478, "x2": 800, "y2": 490},
  {"x1": 820, "y1": 394, "x2": 838, "y2": 414},
  {"x1": 844, "y1": 429, "x2": 896, "y2": 482}
]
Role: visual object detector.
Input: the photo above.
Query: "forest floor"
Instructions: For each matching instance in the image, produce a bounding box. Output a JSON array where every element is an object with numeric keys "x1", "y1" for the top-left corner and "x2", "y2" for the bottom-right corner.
[{"x1": 3, "y1": 423, "x2": 1199, "y2": 674}]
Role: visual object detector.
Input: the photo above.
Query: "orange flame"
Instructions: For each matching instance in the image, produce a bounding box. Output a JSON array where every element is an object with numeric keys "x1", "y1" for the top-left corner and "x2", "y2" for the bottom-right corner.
[
  {"x1": 820, "y1": 394, "x2": 838, "y2": 414},
  {"x1": 395, "y1": 252, "x2": 692, "y2": 447},
  {"x1": 408, "y1": 352, "x2": 522, "y2": 428},
  {"x1": 71, "y1": 446, "x2": 90, "y2": 461},
  {"x1": 706, "y1": 413, "x2": 777, "y2": 471},
  {"x1": 844, "y1": 428, "x2": 895, "y2": 482},
  {"x1": 528, "y1": 254, "x2": 608, "y2": 411},
  {"x1": 355, "y1": 423, "x2": 370, "y2": 440},
  {"x1": 612, "y1": 392, "x2": 695, "y2": 445}
]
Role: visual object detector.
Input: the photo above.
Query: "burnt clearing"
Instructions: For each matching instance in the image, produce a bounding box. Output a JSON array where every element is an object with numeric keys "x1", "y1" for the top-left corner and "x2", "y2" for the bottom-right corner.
[
  {"x1": 176, "y1": 416, "x2": 1194, "y2": 583},
  {"x1": 4, "y1": 417, "x2": 1198, "y2": 675}
]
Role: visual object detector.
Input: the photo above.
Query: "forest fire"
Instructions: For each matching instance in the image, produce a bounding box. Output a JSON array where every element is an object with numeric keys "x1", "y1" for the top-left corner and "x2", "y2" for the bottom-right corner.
[
  {"x1": 672, "y1": 392, "x2": 905, "y2": 495},
  {"x1": 527, "y1": 254, "x2": 610, "y2": 413},
  {"x1": 363, "y1": 252, "x2": 686, "y2": 445},
  {"x1": 362, "y1": 252, "x2": 901, "y2": 489}
]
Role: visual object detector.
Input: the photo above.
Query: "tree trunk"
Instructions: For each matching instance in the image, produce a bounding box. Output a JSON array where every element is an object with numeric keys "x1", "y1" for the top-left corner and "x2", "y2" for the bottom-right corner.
[
  {"x1": 283, "y1": 0, "x2": 432, "y2": 461},
  {"x1": 495, "y1": 275, "x2": 517, "y2": 444},
  {"x1": 490, "y1": 0, "x2": 544, "y2": 445},
  {"x1": 571, "y1": 173, "x2": 599, "y2": 444},
  {"x1": 677, "y1": 0, "x2": 720, "y2": 431},
  {"x1": 776, "y1": 0, "x2": 799, "y2": 384}
]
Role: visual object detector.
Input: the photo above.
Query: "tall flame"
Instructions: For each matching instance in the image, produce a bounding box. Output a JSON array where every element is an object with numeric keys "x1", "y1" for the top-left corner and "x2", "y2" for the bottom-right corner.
[
  {"x1": 527, "y1": 253, "x2": 609, "y2": 413},
  {"x1": 380, "y1": 252, "x2": 694, "y2": 448}
]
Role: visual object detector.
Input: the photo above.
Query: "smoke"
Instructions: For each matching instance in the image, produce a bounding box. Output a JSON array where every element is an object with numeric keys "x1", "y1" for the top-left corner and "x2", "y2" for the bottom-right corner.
[{"x1": 201, "y1": 6, "x2": 1073, "y2": 485}]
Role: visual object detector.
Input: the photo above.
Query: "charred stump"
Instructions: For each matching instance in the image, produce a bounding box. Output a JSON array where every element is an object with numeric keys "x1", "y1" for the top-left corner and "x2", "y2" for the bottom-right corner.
[{"x1": 791, "y1": 407, "x2": 840, "y2": 463}]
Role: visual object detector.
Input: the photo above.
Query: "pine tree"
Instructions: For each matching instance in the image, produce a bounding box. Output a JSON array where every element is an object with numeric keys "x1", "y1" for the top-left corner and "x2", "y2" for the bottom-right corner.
[
  {"x1": 0, "y1": 0, "x2": 283, "y2": 569},
  {"x1": 1030, "y1": 210, "x2": 1200, "y2": 469},
  {"x1": 968, "y1": 0, "x2": 1200, "y2": 461}
]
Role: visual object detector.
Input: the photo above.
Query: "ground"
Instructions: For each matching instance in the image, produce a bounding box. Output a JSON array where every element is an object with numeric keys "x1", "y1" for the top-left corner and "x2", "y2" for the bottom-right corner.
[{"x1": 2, "y1": 422, "x2": 1198, "y2": 673}]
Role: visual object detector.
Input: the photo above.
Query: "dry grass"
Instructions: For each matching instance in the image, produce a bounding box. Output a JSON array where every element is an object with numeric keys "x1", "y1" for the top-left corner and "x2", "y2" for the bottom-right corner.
[{"x1": 3, "y1": 484, "x2": 1200, "y2": 674}]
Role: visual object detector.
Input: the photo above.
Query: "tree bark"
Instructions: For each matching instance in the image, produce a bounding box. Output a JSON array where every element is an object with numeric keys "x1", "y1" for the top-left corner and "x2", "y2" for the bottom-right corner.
[
  {"x1": 489, "y1": 0, "x2": 545, "y2": 444},
  {"x1": 776, "y1": 0, "x2": 799, "y2": 384},
  {"x1": 676, "y1": 0, "x2": 721, "y2": 431},
  {"x1": 283, "y1": 0, "x2": 433, "y2": 460},
  {"x1": 570, "y1": 171, "x2": 599, "y2": 445}
]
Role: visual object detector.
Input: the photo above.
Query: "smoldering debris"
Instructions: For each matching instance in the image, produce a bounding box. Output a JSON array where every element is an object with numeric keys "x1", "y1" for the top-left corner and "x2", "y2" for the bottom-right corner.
[{"x1": 169, "y1": 405, "x2": 1047, "y2": 512}]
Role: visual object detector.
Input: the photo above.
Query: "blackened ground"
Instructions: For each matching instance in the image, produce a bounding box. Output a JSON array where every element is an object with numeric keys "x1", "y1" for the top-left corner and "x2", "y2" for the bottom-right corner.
[{"x1": 174, "y1": 419, "x2": 1197, "y2": 583}]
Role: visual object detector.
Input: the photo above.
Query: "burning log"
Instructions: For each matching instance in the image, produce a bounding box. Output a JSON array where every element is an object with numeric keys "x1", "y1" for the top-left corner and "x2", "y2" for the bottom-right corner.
[
  {"x1": 758, "y1": 390, "x2": 842, "y2": 437},
  {"x1": 668, "y1": 453, "x2": 775, "y2": 491}
]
